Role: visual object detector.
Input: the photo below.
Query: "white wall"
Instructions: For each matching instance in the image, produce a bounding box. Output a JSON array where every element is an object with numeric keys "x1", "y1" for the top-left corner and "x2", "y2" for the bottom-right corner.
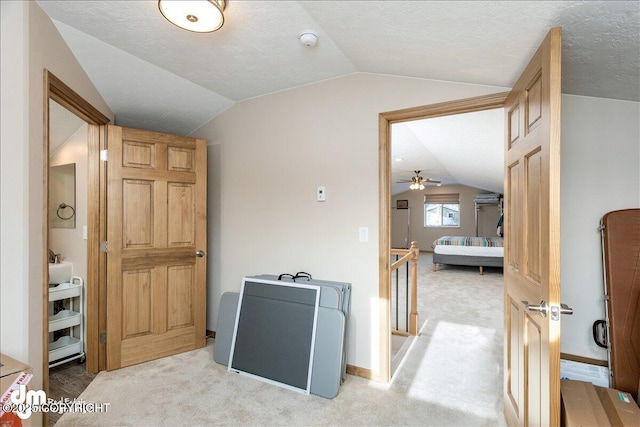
[
  {"x1": 206, "y1": 144, "x2": 222, "y2": 330},
  {"x1": 49, "y1": 124, "x2": 89, "y2": 282},
  {"x1": 191, "y1": 73, "x2": 506, "y2": 373},
  {"x1": 0, "y1": 2, "x2": 112, "y2": 407},
  {"x1": 49, "y1": 125, "x2": 89, "y2": 344},
  {"x1": 1, "y1": 0, "x2": 30, "y2": 367},
  {"x1": 560, "y1": 94, "x2": 640, "y2": 360}
]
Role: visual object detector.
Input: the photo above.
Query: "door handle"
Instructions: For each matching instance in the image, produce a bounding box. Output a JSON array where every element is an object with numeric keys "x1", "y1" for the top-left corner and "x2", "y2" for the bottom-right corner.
[
  {"x1": 592, "y1": 320, "x2": 608, "y2": 348},
  {"x1": 195, "y1": 250, "x2": 205, "y2": 258},
  {"x1": 523, "y1": 300, "x2": 573, "y2": 320},
  {"x1": 559, "y1": 303, "x2": 573, "y2": 315},
  {"x1": 522, "y1": 300, "x2": 548, "y2": 317},
  {"x1": 550, "y1": 303, "x2": 573, "y2": 321}
]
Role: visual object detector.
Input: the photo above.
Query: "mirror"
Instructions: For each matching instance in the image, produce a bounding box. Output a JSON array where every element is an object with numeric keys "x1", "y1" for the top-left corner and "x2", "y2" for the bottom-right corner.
[{"x1": 49, "y1": 163, "x2": 76, "y2": 228}]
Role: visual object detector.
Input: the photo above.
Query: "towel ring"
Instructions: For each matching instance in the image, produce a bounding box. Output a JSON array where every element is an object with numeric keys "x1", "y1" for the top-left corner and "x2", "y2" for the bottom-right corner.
[{"x1": 56, "y1": 203, "x2": 75, "y2": 220}]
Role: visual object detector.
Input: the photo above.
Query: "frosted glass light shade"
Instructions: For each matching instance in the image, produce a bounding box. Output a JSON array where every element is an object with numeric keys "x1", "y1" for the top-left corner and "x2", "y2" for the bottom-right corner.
[{"x1": 158, "y1": 0, "x2": 225, "y2": 33}]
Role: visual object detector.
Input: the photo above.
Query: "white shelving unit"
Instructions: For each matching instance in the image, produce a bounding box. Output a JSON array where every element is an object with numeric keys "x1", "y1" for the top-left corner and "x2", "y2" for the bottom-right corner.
[{"x1": 49, "y1": 276, "x2": 85, "y2": 367}]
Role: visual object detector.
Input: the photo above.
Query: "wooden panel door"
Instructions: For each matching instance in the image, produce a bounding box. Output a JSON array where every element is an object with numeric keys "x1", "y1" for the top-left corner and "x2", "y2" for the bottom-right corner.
[
  {"x1": 106, "y1": 125, "x2": 207, "y2": 370},
  {"x1": 503, "y1": 28, "x2": 562, "y2": 426}
]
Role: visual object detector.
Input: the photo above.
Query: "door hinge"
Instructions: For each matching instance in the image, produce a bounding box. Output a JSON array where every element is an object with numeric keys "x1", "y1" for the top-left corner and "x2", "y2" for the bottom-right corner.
[
  {"x1": 99, "y1": 333, "x2": 107, "y2": 344},
  {"x1": 100, "y1": 241, "x2": 108, "y2": 253},
  {"x1": 100, "y1": 149, "x2": 108, "y2": 161}
]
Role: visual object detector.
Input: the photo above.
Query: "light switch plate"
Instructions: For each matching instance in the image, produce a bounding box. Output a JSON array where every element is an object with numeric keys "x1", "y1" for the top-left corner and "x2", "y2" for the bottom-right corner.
[
  {"x1": 317, "y1": 186, "x2": 326, "y2": 201},
  {"x1": 359, "y1": 227, "x2": 368, "y2": 242}
]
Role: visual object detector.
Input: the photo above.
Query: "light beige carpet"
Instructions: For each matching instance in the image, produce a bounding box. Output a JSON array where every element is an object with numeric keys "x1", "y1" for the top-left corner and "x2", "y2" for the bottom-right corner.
[{"x1": 58, "y1": 253, "x2": 506, "y2": 426}]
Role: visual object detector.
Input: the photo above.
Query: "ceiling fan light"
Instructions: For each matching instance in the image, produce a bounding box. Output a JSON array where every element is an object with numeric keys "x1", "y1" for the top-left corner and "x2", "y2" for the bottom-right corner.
[
  {"x1": 158, "y1": 0, "x2": 225, "y2": 33},
  {"x1": 419, "y1": 184, "x2": 425, "y2": 190}
]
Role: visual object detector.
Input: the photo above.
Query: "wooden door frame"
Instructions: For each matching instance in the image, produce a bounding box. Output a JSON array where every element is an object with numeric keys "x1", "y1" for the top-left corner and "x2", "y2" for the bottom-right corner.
[
  {"x1": 377, "y1": 92, "x2": 509, "y2": 382},
  {"x1": 43, "y1": 70, "x2": 110, "y2": 394}
]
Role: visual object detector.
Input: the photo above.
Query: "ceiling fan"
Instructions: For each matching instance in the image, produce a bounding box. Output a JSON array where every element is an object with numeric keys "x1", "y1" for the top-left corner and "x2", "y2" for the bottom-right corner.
[{"x1": 397, "y1": 171, "x2": 441, "y2": 190}]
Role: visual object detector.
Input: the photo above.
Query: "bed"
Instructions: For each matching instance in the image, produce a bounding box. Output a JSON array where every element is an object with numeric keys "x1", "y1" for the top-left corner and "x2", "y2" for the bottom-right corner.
[{"x1": 432, "y1": 236, "x2": 504, "y2": 275}]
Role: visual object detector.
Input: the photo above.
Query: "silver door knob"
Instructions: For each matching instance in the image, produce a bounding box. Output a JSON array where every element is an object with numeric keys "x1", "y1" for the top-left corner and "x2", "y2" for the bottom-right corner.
[
  {"x1": 195, "y1": 250, "x2": 205, "y2": 258},
  {"x1": 550, "y1": 303, "x2": 574, "y2": 321},
  {"x1": 559, "y1": 303, "x2": 574, "y2": 315},
  {"x1": 522, "y1": 300, "x2": 548, "y2": 317}
]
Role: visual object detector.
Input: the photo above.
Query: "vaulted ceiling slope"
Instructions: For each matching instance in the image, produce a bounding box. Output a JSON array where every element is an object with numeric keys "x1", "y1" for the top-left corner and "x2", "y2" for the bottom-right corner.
[
  {"x1": 392, "y1": 109, "x2": 506, "y2": 195},
  {"x1": 38, "y1": 1, "x2": 639, "y2": 136}
]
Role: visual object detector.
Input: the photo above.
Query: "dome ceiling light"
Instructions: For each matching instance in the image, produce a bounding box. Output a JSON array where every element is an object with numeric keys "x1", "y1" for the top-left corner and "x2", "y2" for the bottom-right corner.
[{"x1": 158, "y1": 0, "x2": 226, "y2": 33}]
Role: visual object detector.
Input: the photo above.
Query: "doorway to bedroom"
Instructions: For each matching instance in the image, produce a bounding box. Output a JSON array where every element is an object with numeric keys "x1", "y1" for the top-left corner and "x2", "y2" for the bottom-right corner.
[{"x1": 379, "y1": 93, "x2": 508, "y2": 391}]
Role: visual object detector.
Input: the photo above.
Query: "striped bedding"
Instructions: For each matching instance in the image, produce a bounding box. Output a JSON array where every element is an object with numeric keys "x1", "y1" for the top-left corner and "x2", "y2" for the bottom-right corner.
[{"x1": 432, "y1": 236, "x2": 504, "y2": 248}]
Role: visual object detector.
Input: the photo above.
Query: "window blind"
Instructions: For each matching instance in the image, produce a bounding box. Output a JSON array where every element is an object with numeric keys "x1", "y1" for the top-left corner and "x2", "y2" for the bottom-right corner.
[{"x1": 424, "y1": 193, "x2": 460, "y2": 204}]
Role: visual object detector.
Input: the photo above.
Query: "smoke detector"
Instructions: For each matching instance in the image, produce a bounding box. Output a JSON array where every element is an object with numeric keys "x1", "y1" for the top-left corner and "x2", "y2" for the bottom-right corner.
[{"x1": 299, "y1": 31, "x2": 318, "y2": 47}]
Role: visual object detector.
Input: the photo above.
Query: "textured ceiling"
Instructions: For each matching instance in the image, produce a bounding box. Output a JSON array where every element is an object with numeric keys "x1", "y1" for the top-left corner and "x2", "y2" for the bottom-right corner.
[{"x1": 37, "y1": 1, "x2": 639, "y2": 192}]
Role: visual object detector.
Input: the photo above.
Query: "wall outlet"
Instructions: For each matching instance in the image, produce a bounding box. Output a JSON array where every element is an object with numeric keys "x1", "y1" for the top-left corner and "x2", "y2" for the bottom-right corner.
[{"x1": 317, "y1": 186, "x2": 326, "y2": 202}]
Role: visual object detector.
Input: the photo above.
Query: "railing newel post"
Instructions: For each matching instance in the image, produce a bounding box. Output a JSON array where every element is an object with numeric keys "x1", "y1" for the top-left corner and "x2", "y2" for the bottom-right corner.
[{"x1": 391, "y1": 242, "x2": 420, "y2": 337}]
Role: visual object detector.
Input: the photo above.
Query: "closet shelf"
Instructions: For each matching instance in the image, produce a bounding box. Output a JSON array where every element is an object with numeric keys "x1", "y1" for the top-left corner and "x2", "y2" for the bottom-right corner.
[
  {"x1": 474, "y1": 193, "x2": 503, "y2": 237},
  {"x1": 49, "y1": 310, "x2": 81, "y2": 332},
  {"x1": 49, "y1": 336, "x2": 82, "y2": 362},
  {"x1": 49, "y1": 280, "x2": 82, "y2": 301}
]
